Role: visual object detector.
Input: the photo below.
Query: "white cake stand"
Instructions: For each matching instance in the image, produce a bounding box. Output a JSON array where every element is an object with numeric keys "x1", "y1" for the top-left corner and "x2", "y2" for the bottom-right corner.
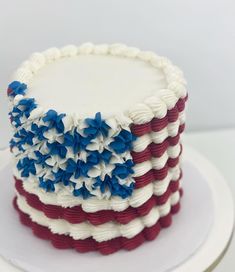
[{"x1": 0, "y1": 145, "x2": 233, "y2": 272}]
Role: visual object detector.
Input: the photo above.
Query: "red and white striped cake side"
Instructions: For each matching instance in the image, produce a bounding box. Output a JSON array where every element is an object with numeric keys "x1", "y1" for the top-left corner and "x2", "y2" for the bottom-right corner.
[
  {"x1": 10, "y1": 43, "x2": 188, "y2": 254},
  {"x1": 13, "y1": 94, "x2": 187, "y2": 254}
]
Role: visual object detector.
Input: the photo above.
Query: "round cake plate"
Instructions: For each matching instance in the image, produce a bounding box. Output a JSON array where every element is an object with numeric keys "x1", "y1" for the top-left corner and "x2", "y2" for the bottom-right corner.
[{"x1": 0, "y1": 145, "x2": 233, "y2": 272}]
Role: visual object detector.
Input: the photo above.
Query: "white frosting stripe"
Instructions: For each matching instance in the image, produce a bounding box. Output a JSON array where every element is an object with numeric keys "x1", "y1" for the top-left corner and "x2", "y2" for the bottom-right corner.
[
  {"x1": 132, "y1": 143, "x2": 181, "y2": 177},
  {"x1": 15, "y1": 191, "x2": 180, "y2": 242},
  {"x1": 14, "y1": 43, "x2": 187, "y2": 101},
  {"x1": 14, "y1": 164, "x2": 181, "y2": 212},
  {"x1": 132, "y1": 121, "x2": 183, "y2": 152}
]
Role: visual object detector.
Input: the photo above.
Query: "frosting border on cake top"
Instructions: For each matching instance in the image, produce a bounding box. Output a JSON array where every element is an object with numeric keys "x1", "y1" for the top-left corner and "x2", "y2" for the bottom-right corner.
[{"x1": 12, "y1": 43, "x2": 187, "y2": 124}]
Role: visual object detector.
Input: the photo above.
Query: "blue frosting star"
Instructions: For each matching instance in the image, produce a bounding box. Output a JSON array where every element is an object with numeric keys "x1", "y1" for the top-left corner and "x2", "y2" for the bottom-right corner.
[
  {"x1": 93, "y1": 175, "x2": 134, "y2": 198},
  {"x1": 17, "y1": 158, "x2": 36, "y2": 177},
  {"x1": 9, "y1": 139, "x2": 17, "y2": 149},
  {"x1": 109, "y1": 129, "x2": 136, "y2": 154},
  {"x1": 42, "y1": 109, "x2": 66, "y2": 133},
  {"x1": 11, "y1": 131, "x2": 24, "y2": 150},
  {"x1": 10, "y1": 134, "x2": 25, "y2": 151},
  {"x1": 66, "y1": 158, "x2": 92, "y2": 179},
  {"x1": 34, "y1": 151, "x2": 51, "y2": 167},
  {"x1": 10, "y1": 98, "x2": 36, "y2": 126},
  {"x1": 39, "y1": 177, "x2": 55, "y2": 192},
  {"x1": 112, "y1": 159, "x2": 135, "y2": 179},
  {"x1": 46, "y1": 141, "x2": 67, "y2": 158},
  {"x1": 11, "y1": 104, "x2": 22, "y2": 114},
  {"x1": 64, "y1": 130, "x2": 91, "y2": 153},
  {"x1": 10, "y1": 106, "x2": 24, "y2": 127},
  {"x1": 87, "y1": 149, "x2": 112, "y2": 165},
  {"x1": 93, "y1": 175, "x2": 118, "y2": 194},
  {"x1": 7, "y1": 81, "x2": 27, "y2": 97},
  {"x1": 84, "y1": 112, "x2": 110, "y2": 138},
  {"x1": 73, "y1": 182, "x2": 93, "y2": 199},
  {"x1": 31, "y1": 123, "x2": 48, "y2": 141},
  {"x1": 115, "y1": 182, "x2": 135, "y2": 199},
  {"x1": 17, "y1": 128, "x2": 34, "y2": 146},
  {"x1": 10, "y1": 115, "x2": 22, "y2": 128},
  {"x1": 18, "y1": 98, "x2": 37, "y2": 118},
  {"x1": 53, "y1": 168, "x2": 72, "y2": 186}
]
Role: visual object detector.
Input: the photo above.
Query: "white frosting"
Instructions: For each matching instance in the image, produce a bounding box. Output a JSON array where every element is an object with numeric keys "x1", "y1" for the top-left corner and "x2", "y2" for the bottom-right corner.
[
  {"x1": 13, "y1": 43, "x2": 187, "y2": 123},
  {"x1": 14, "y1": 164, "x2": 181, "y2": 212},
  {"x1": 132, "y1": 143, "x2": 181, "y2": 177},
  {"x1": 132, "y1": 118, "x2": 184, "y2": 152},
  {"x1": 26, "y1": 55, "x2": 165, "y2": 118},
  {"x1": 16, "y1": 191, "x2": 180, "y2": 242},
  {"x1": 10, "y1": 43, "x2": 187, "y2": 211}
]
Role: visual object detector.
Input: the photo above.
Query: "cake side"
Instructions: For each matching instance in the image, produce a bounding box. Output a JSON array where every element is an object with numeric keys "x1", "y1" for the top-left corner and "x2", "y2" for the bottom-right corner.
[{"x1": 8, "y1": 43, "x2": 187, "y2": 254}]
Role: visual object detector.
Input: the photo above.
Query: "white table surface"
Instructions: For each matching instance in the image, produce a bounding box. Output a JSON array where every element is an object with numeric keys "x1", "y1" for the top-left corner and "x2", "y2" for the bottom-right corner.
[{"x1": 0, "y1": 128, "x2": 234, "y2": 272}]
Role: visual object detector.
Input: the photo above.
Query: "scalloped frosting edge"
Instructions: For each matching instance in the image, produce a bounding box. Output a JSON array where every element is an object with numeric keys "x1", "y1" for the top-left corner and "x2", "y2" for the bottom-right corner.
[{"x1": 11, "y1": 43, "x2": 187, "y2": 125}]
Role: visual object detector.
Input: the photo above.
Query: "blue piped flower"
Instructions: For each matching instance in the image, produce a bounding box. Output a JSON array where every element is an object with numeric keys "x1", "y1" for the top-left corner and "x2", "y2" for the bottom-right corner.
[
  {"x1": 17, "y1": 158, "x2": 36, "y2": 177},
  {"x1": 9, "y1": 139, "x2": 17, "y2": 149},
  {"x1": 10, "y1": 106, "x2": 24, "y2": 127},
  {"x1": 42, "y1": 110, "x2": 66, "y2": 133},
  {"x1": 11, "y1": 133, "x2": 25, "y2": 151},
  {"x1": 10, "y1": 115, "x2": 21, "y2": 128},
  {"x1": 12, "y1": 131, "x2": 24, "y2": 147},
  {"x1": 87, "y1": 149, "x2": 112, "y2": 165},
  {"x1": 66, "y1": 159, "x2": 92, "y2": 179},
  {"x1": 112, "y1": 159, "x2": 135, "y2": 179},
  {"x1": 114, "y1": 182, "x2": 135, "y2": 199},
  {"x1": 64, "y1": 130, "x2": 91, "y2": 153},
  {"x1": 34, "y1": 151, "x2": 51, "y2": 167},
  {"x1": 10, "y1": 98, "x2": 36, "y2": 126},
  {"x1": 39, "y1": 177, "x2": 55, "y2": 192},
  {"x1": 93, "y1": 175, "x2": 118, "y2": 194},
  {"x1": 93, "y1": 175, "x2": 134, "y2": 198},
  {"x1": 46, "y1": 141, "x2": 67, "y2": 158},
  {"x1": 7, "y1": 81, "x2": 27, "y2": 97},
  {"x1": 18, "y1": 98, "x2": 37, "y2": 118},
  {"x1": 17, "y1": 128, "x2": 34, "y2": 146},
  {"x1": 84, "y1": 112, "x2": 110, "y2": 138},
  {"x1": 31, "y1": 123, "x2": 48, "y2": 141},
  {"x1": 11, "y1": 105, "x2": 22, "y2": 116},
  {"x1": 73, "y1": 182, "x2": 93, "y2": 199},
  {"x1": 109, "y1": 129, "x2": 136, "y2": 154},
  {"x1": 53, "y1": 168, "x2": 72, "y2": 186}
]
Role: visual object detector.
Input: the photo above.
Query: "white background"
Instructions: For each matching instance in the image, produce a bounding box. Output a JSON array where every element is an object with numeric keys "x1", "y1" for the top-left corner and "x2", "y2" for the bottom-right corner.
[{"x1": 0, "y1": 0, "x2": 235, "y2": 149}]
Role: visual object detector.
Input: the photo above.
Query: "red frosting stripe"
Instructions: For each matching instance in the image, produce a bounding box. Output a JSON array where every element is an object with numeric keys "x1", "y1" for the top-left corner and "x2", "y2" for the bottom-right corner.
[
  {"x1": 149, "y1": 115, "x2": 168, "y2": 132},
  {"x1": 131, "y1": 134, "x2": 180, "y2": 163},
  {"x1": 167, "y1": 106, "x2": 179, "y2": 122},
  {"x1": 130, "y1": 97, "x2": 187, "y2": 137},
  {"x1": 132, "y1": 143, "x2": 181, "y2": 167},
  {"x1": 179, "y1": 124, "x2": 185, "y2": 134},
  {"x1": 177, "y1": 97, "x2": 187, "y2": 112},
  {"x1": 13, "y1": 197, "x2": 181, "y2": 255},
  {"x1": 15, "y1": 177, "x2": 182, "y2": 225},
  {"x1": 131, "y1": 123, "x2": 152, "y2": 137},
  {"x1": 134, "y1": 161, "x2": 182, "y2": 189}
]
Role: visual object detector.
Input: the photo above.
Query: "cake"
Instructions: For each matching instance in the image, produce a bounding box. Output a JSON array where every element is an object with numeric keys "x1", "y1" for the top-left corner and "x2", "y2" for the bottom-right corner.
[{"x1": 8, "y1": 43, "x2": 187, "y2": 255}]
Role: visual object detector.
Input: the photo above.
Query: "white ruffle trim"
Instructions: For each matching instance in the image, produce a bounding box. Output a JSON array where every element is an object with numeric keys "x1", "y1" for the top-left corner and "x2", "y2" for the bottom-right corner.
[
  {"x1": 15, "y1": 191, "x2": 180, "y2": 242},
  {"x1": 12, "y1": 43, "x2": 187, "y2": 125}
]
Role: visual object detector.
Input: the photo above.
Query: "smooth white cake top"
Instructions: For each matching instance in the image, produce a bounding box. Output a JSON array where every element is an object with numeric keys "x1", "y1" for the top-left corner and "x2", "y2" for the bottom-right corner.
[
  {"x1": 27, "y1": 55, "x2": 166, "y2": 117},
  {"x1": 13, "y1": 43, "x2": 187, "y2": 123}
]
